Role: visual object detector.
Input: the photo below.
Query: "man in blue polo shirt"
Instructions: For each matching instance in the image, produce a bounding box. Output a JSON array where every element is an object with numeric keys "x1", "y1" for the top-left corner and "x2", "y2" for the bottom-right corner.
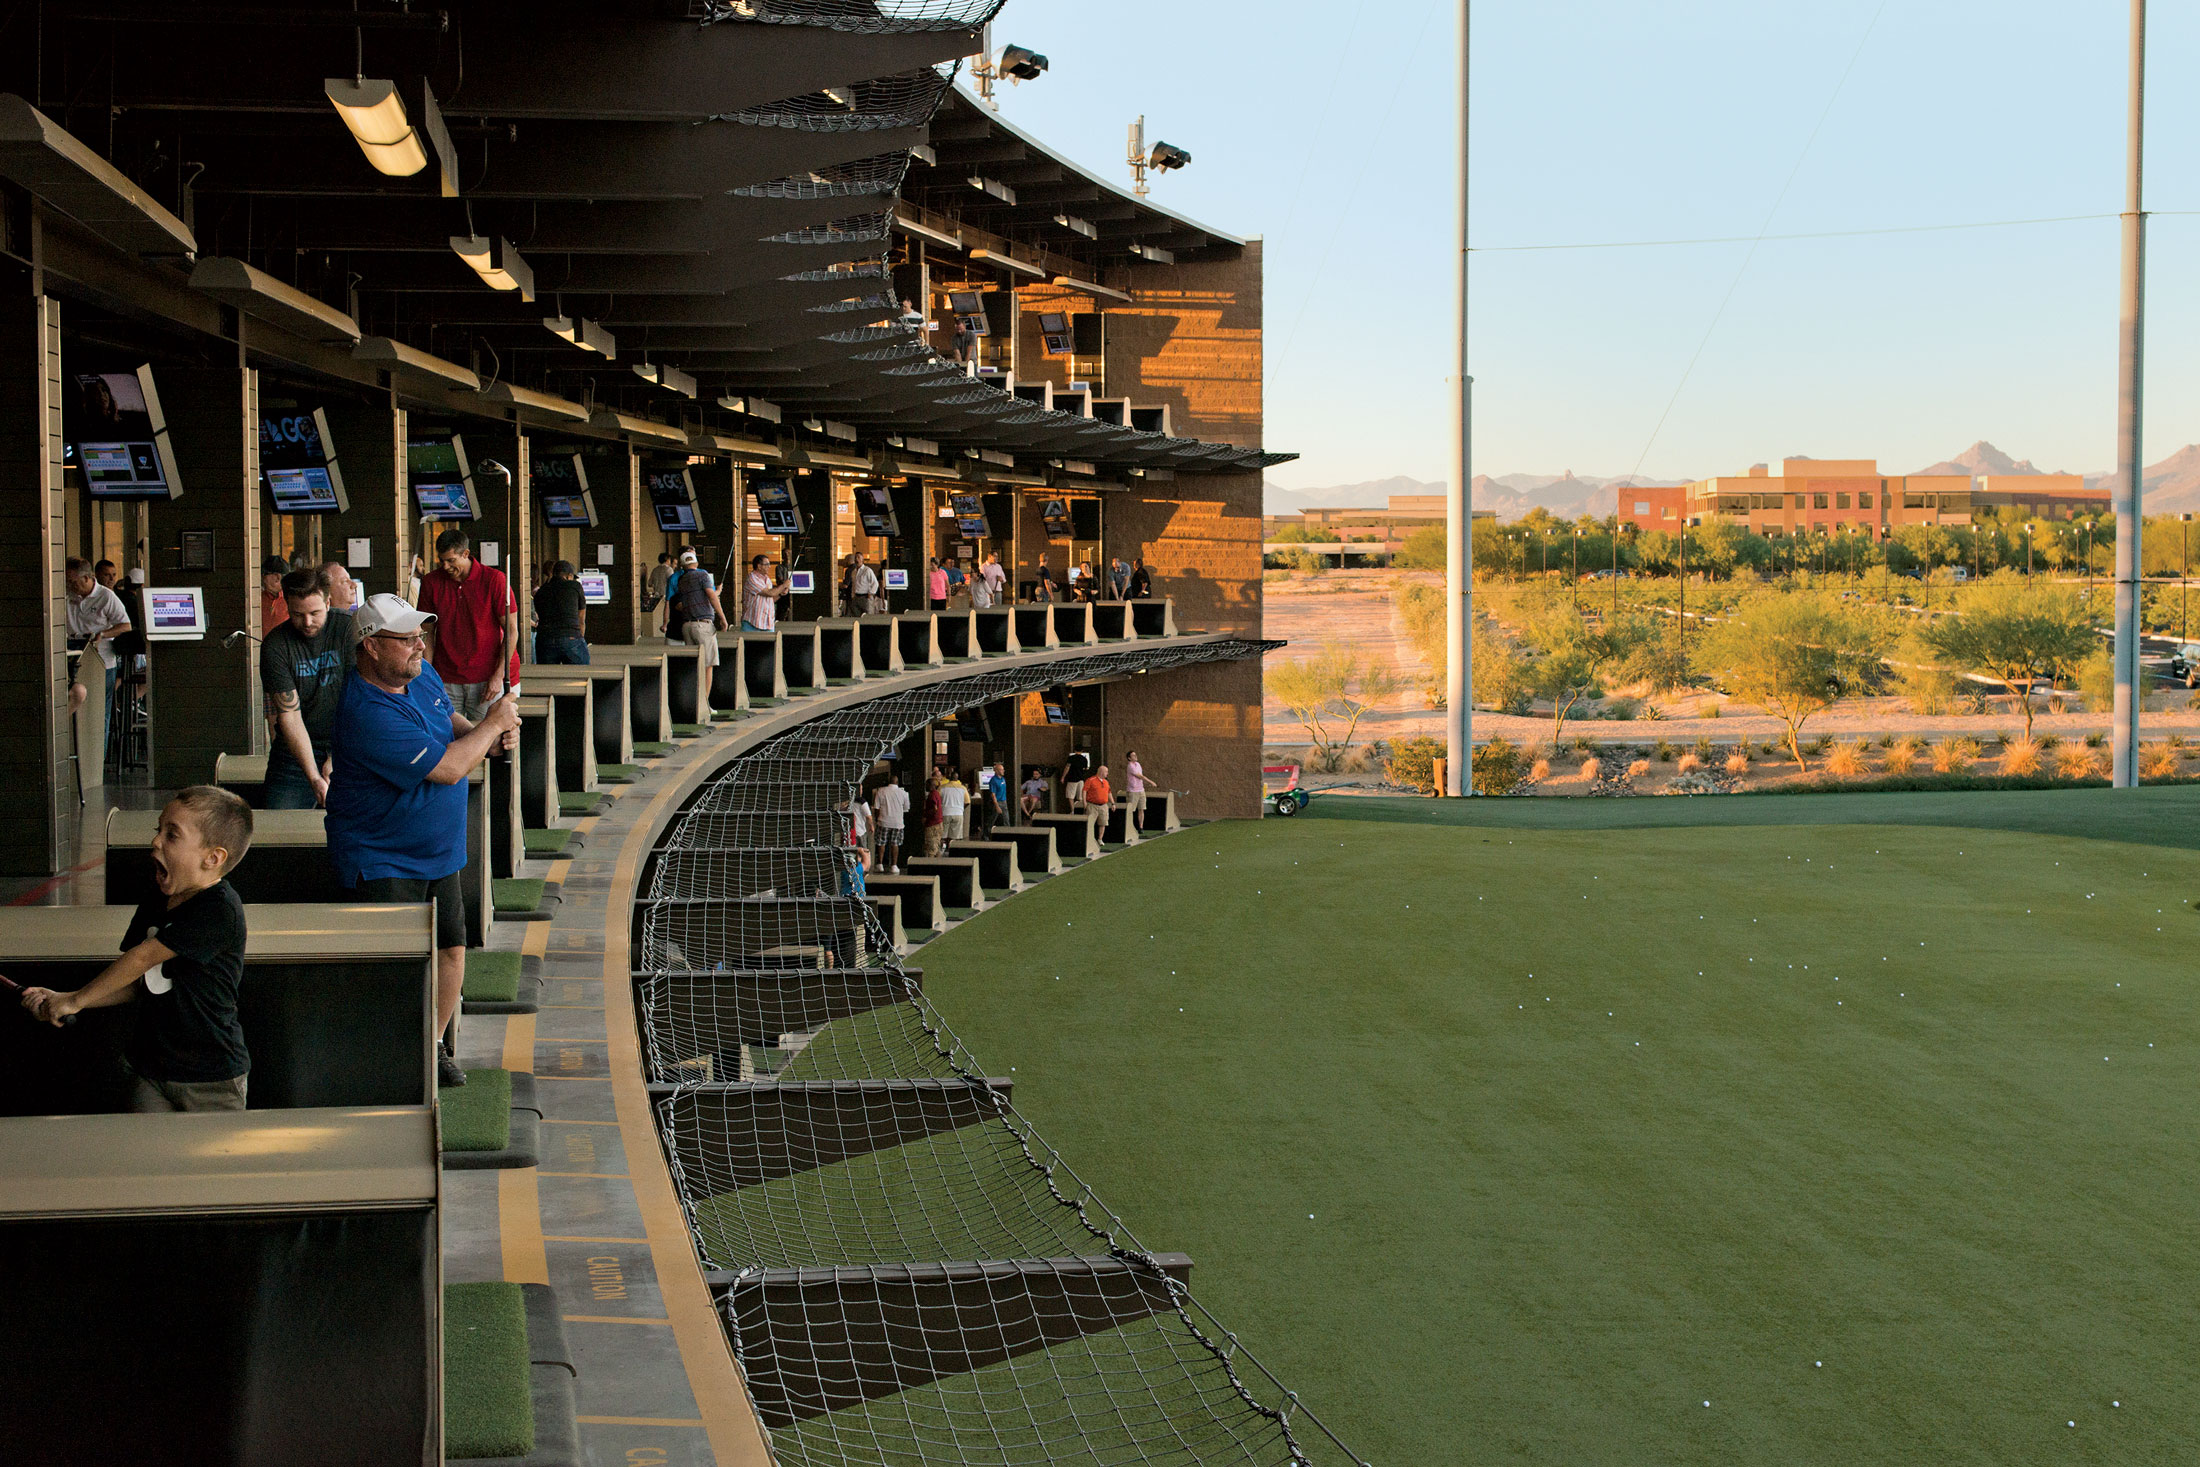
[{"x1": 326, "y1": 593, "x2": 519, "y2": 1088}]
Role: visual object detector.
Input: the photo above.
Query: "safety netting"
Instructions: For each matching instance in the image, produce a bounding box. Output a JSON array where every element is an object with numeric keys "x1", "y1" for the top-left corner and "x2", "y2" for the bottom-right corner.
[
  {"x1": 635, "y1": 639, "x2": 1368, "y2": 1465},
  {"x1": 692, "y1": 0, "x2": 1006, "y2": 33},
  {"x1": 718, "y1": 63, "x2": 959, "y2": 133}
]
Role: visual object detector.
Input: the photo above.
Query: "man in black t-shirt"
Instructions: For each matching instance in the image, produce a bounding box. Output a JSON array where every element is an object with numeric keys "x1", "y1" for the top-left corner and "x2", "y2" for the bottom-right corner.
[
  {"x1": 532, "y1": 560, "x2": 589, "y2": 664},
  {"x1": 260, "y1": 566, "x2": 355, "y2": 809},
  {"x1": 14, "y1": 787, "x2": 254, "y2": 1111}
]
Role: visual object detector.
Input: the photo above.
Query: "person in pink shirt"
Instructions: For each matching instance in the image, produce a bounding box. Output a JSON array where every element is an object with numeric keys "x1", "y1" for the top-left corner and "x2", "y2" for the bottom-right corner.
[
  {"x1": 927, "y1": 558, "x2": 949, "y2": 610},
  {"x1": 415, "y1": 529, "x2": 519, "y2": 722}
]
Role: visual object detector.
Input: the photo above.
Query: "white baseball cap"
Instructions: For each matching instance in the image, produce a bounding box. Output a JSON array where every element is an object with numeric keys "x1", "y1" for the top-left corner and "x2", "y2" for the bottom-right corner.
[
  {"x1": 679, "y1": 548, "x2": 699, "y2": 567},
  {"x1": 354, "y1": 592, "x2": 436, "y2": 638}
]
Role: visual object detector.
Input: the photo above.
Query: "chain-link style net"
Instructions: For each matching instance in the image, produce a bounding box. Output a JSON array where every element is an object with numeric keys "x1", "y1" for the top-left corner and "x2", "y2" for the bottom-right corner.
[
  {"x1": 692, "y1": 0, "x2": 1006, "y2": 32},
  {"x1": 717, "y1": 64, "x2": 958, "y2": 132},
  {"x1": 733, "y1": 154, "x2": 911, "y2": 201},
  {"x1": 769, "y1": 212, "x2": 896, "y2": 246},
  {"x1": 636, "y1": 640, "x2": 1369, "y2": 1465}
]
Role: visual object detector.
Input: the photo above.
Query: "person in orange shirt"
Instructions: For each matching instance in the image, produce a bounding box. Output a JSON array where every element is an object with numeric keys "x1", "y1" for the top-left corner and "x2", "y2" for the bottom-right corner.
[{"x1": 1083, "y1": 764, "x2": 1113, "y2": 815}]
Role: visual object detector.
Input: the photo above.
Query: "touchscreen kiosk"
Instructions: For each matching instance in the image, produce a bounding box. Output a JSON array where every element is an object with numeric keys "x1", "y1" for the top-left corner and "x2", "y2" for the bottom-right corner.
[
  {"x1": 645, "y1": 464, "x2": 701, "y2": 534},
  {"x1": 408, "y1": 430, "x2": 478, "y2": 521},
  {"x1": 69, "y1": 366, "x2": 184, "y2": 501},
  {"x1": 577, "y1": 570, "x2": 612, "y2": 606},
  {"x1": 1038, "y1": 311, "x2": 1074, "y2": 357},
  {"x1": 883, "y1": 568, "x2": 909, "y2": 591},
  {"x1": 787, "y1": 570, "x2": 815, "y2": 595},
  {"x1": 143, "y1": 586, "x2": 207, "y2": 641},
  {"x1": 751, "y1": 476, "x2": 803, "y2": 536},
  {"x1": 260, "y1": 406, "x2": 348, "y2": 514},
  {"x1": 853, "y1": 483, "x2": 899, "y2": 537}
]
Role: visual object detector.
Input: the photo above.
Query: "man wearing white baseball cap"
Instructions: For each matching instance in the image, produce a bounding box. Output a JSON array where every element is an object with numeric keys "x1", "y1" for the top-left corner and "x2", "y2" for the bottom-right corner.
[{"x1": 325, "y1": 593, "x2": 520, "y2": 1089}]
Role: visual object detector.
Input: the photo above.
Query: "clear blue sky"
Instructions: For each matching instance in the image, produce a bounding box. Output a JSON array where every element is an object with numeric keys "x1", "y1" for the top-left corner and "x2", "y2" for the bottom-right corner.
[{"x1": 985, "y1": 0, "x2": 2200, "y2": 490}]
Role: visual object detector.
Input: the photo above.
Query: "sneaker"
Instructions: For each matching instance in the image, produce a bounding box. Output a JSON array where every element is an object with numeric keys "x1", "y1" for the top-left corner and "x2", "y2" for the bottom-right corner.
[{"x1": 438, "y1": 1053, "x2": 468, "y2": 1089}]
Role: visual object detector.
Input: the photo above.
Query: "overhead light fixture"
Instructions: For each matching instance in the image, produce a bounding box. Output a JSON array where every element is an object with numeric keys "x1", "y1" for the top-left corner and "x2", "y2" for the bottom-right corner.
[
  {"x1": 449, "y1": 235, "x2": 534, "y2": 300},
  {"x1": 1148, "y1": 141, "x2": 1192, "y2": 174},
  {"x1": 1054, "y1": 213, "x2": 1097, "y2": 239},
  {"x1": 544, "y1": 314, "x2": 615, "y2": 358},
  {"x1": 324, "y1": 78, "x2": 427, "y2": 177},
  {"x1": 719, "y1": 395, "x2": 782, "y2": 424},
  {"x1": 998, "y1": 45, "x2": 1049, "y2": 81},
  {"x1": 633, "y1": 362, "x2": 696, "y2": 398},
  {"x1": 1126, "y1": 115, "x2": 1190, "y2": 197}
]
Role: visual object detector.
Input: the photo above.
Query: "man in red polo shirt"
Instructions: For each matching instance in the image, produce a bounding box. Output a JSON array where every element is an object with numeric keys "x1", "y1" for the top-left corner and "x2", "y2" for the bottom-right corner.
[{"x1": 416, "y1": 528, "x2": 519, "y2": 721}]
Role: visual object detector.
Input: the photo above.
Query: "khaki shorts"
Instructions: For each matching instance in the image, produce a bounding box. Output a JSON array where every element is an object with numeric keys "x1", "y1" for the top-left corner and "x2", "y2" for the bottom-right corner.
[
  {"x1": 128, "y1": 1065, "x2": 248, "y2": 1113},
  {"x1": 682, "y1": 620, "x2": 721, "y2": 668},
  {"x1": 447, "y1": 680, "x2": 491, "y2": 722}
]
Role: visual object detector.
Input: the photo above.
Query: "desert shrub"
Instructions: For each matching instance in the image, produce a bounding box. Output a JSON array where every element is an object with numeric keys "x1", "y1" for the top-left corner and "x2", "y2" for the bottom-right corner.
[
  {"x1": 2076, "y1": 647, "x2": 2114, "y2": 712},
  {"x1": 1802, "y1": 736, "x2": 1832, "y2": 757},
  {"x1": 1571, "y1": 735, "x2": 1601, "y2": 757},
  {"x1": 2141, "y1": 745, "x2": 2180, "y2": 781},
  {"x1": 1882, "y1": 743, "x2": 1919, "y2": 776},
  {"x1": 1602, "y1": 696, "x2": 1640, "y2": 720},
  {"x1": 1306, "y1": 746, "x2": 1345, "y2": 773},
  {"x1": 1724, "y1": 752, "x2": 1751, "y2": 776},
  {"x1": 1626, "y1": 759, "x2": 1652, "y2": 780},
  {"x1": 1383, "y1": 735, "x2": 1445, "y2": 794},
  {"x1": 1824, "y1": 740, "x2": 1869, "y2": 778},
  {"x1": 1530, "y1": 758, "x2": 1551, "y2": 782},
  {"x1": 1676, "y1": 753, "x2": 1701, "y2": 774},
  {"x1": 1653, "y1": 739, "x2": 1677, "y2": 762},
  {"x1": 1641, "y1": 703, "x2": 1666, "y2": 721},
  {"x1": 1693, "y1": 735, "x2": 1716, "y2": 761},
  {"x1": 1472, "y1": 738, "x2": 1522, "y2": 795},
  {"x1": 1876, "y1": 734, "x2": 1896, "y2": 749},
  {"x1": 1895, "y1": 658, "x2": 1960, "y2": 715},
  {"x1": 2169, "y1": 733, "x2": 2188, "y2": 749},
  {"x1": 2084, "y1": 730, "x2": 2105, "y2": 749},
  {"x1": 1580, "y1": 757, "x2": 1603, "y2": 783},
  {"x1": 2001, "y1": 739, "x2": 2041, "y2": 777},
  {"x1": 2055, "y1": 743, "x2": 2101, "y2": 780},
  {"x1": 1704, "y1": 702, "x2": 1721, "y2": 718},
  {"x1": 2036, "y1": 733, "x2": 2062, "y2": 751},
  {"x1": 1930, "y1": 738, "x2": 1978, "y2": 774}
]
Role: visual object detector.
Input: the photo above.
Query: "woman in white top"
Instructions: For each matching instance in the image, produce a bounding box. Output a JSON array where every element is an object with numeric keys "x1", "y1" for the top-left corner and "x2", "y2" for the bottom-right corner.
[{"x1": 743, "y1": 554, "x2": 788, "y2": 632}]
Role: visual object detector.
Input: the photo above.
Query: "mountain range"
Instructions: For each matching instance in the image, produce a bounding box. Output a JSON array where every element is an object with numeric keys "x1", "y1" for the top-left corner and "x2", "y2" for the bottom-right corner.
[{"x1": 1266, "y1": 441, "x2": 2200, "y2": 519}]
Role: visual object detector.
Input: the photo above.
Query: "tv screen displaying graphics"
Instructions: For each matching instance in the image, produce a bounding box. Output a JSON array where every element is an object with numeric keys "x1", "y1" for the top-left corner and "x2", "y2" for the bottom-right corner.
[
  {"x1": 534, "y1": 453, "x2": 595, "y2": 528},
  {"x1": 751, "y1": 476, "x2": 803, "y2": 536},
  {"x1": 787, "y1": 569, "x2": 815, "y2": 595},
  {"x1": 70, "y1": 366, "x2": 184, "y2": 501},
  {"x1": 852, "y1": 484, "x2": 899, "y2": 537},
  {"x1": 406, "y1": 430, "x2": 478, "y2": 521},
  {"x1": 950, "y1": 492, "x2": 991, "y2": 541},
  {"x1": 260, "y1": 406, "x2": 347, "y2": 514},
  {"x1": 646, "y1": 464, "x2": 701, "y2": 535},
  {"x1": 577, "y1": 570, "x2": 612, "y2": 606},
  {"x1": 1039, "y1": 498, "x2": 1075, "y2": 538},
  {"x1": 883, "y1": 568, "x2": 909, "y2": 591},
  {"x1": 143, "y1": 586, "x2": 206, "y2": 640}
]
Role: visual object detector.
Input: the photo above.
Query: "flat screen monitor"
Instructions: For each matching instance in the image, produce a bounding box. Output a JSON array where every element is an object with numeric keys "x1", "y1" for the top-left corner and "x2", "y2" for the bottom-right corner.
[
  {"x1": 947, "y1": 291, "x2": 984, "y2": 315},
  {"x1": 1040, "y1": 498, "x2": 1075, "y2": 538},
  {"x1": 577, "y1": 570, "x2": 612, "y2": 606},
  {"x1": 787, "y1": 570, "x2": 815, "y2": 595},
  {"x1": 883, "y1": 568, "x2": 909, "y2": 591},
  {"x1": 950, "y1": 492, "x2": 991, "y2": 541},
  {"x1": 70, "y1": 367, "x2": 183, "y2": 501},
  {"x1": 852, "y1": 484, "x2": 898, "y2": 537},
  {"x1": 407, "y1": 430, "x2": 478, "y2": 520},
  {"x1": 259, "y1": 406, "x2": 347, "y2": 514},
  {"x1": 645, "y1": 463, "x2": 702, "y2": 535},
  {"x1": 143, "y1": 586, "x2": 206, "y2": 640},
  {"x1": 535, "y1": 453, "x2": 595, "y2": 527},
  {"x1": 1038, "y1": 313, "x2": 1070, "y2": 334},
  {"x1": 751, "y1": 476, "x2": 803, "y2": 536},
  {"x1": 1042, "y1": 700, "x2": 1071, "y2": 726}
]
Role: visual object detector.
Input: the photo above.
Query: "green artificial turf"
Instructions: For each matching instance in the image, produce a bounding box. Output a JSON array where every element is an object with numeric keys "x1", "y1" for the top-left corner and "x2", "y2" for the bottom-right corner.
[
  {"x1": 492, "y1": 877, "x2": 549, "y2": 914},
  {"x1": 671, "y1": 723, "x2": 708, "y2": 738},
  {"x1": 918, "y1": 789, "x2": 2200, "y2": 1466},
  {"x1": 462, "y1": 949, "x2": 521, "y2": 1004},
  {"x1": 443, "y1": 1281, "x2": 534, "y2": 1459},
  {"x1": 522, "y1": 827, "x2": 573, "y2": 858},
  {"x1": 439, "y1": 1067, "x2": 512, "y2": 1152},
  {"x1": 633, "y1": 741, "x2": 676, "y2": 757},
  {"x1": 596, "y1": 762, "x2": 642, "y2": 784},
  {"x1": 556, "y1": 792, "x2": 604, "y2": 816}
]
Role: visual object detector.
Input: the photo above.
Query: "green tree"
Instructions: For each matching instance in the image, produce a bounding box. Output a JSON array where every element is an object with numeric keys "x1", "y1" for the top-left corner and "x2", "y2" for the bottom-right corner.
[
  {"x1": 1396, "y1": 525, "x2": 1447, "y2": 570},
  {"x1": 1520, "y1": 611, "x2": 1650, "y2": 740},
  {"x1": 1690, "y1": 591, "x2": 1891, "y2": 770},
  {"x1": 1265, "y1": 643, "x2": 1401, "y2": 769},
  {"x1": 1267, "y1": 524, "x2": 1318, "y2": 544},
  {"x1": 1918, "y1": 577, "x2": 2097, "y2": 738}
]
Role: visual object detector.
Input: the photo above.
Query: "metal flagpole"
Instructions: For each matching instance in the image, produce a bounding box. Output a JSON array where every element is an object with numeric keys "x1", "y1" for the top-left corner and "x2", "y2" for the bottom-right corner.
[
  {"x1": 2111, "y1": 0, "x2": 2146, "y2": 786},
  {"x1": 1445, "y1": 0, "x2": 1472, "y2": 794}
]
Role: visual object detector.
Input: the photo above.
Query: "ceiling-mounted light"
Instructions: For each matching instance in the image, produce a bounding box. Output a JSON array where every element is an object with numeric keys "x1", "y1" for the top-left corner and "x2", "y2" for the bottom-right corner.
[
  {"x1": 324, "y1": 78, "x2": 426, "y2": 177},
  {"x1": 634, "y1": 362, "x2": 696, "y2": 398},
  {"x1": 544, "y1": 314, "x2": 616, "y2": 359},
  {"x1": 1148, "y1": 141, "x2": 1192, "y2": 173},
  {"x1": 998, "y1": 45, "x2": 1049, "y2": 81},
  {"x1": 449, "y1": 235, "x2": 534, "y2": 300}
]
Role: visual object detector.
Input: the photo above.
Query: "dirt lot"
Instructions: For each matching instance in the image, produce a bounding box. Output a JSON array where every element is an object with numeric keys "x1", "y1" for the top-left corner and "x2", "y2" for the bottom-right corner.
[{"x1": 1261, "y1": 568, "x2": 2200, "y2": 789}]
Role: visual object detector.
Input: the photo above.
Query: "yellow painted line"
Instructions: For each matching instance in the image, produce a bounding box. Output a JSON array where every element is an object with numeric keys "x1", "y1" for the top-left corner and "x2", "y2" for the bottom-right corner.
[
  {"x1": 539, "y1": 1171, "x2": 632, "y2": 1180},
  {"x1": 542, "y1": 1003, "x2": 605, "y2": 1010},
  {"x1": 543, "y1": 1234, "x2": 650, "y2": 1245},
  {"x1": 533, "y1": 1073, "x2": 610, "y2": 1082},
  {"x1": 564, "y1": 1314, "x2": 671, "y2": 1326},
  {"x1": 603, "y1": 752, "x2": 776, "y2": 1466},
  {"x1": 539, "y1": 1036, "x2": 609, "y2": 1044},
  {"x1": 501, "y1": 1012, "x2": 537, "y2": 1074},
  {"x1": 577, "y1": 1416, "x2": 706, "y2": 1429},
  {"x1": 498, "y1": 1166, "x2": 549, "y2": 1285}
]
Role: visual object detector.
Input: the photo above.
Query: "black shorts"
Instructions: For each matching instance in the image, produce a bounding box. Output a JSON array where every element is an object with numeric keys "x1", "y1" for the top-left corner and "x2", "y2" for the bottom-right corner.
[{"x1": 353, "y1": 870, "x2": 466, "y2": 950}]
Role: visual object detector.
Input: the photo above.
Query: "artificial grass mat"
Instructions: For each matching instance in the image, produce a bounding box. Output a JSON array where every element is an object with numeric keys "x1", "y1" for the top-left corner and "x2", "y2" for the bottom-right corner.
[
  {"x1": 596, "y1": 762, "x2": 642, "y2": 783},
  {"x1": 443, "y1": 1281, "x2": 534, "y2": 1459},
  {"x1": 492, "y1": 877, "x2": 548, "y2": 914},
  {"x1": 461, "y1": 949, "x2": 521, "y2": 1004},
  {"x1": 522, "y1": 827, "x2": 573, "y2": 857},
  {"x1": 439, "y1": 1067, "x2": 513, "y2": 1152},
  {"x1": 633, "y1": 741, "x2": 676, "y2": 757},
  {"x1": 557, "y1": 792, "x2": 604, "y2": 815},
  {"x1": 671, "y1": 724, "x2": 708, "y2": 738},
  {"x1": 915, "y1": 789, "x2": 2200, "y2": 1465}
]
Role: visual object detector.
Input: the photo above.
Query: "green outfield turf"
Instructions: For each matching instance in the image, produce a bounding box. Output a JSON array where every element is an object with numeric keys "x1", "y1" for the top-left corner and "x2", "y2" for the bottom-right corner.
[{"x1": 918, "y1": 788, "x2": 2200, "y2": 1465}]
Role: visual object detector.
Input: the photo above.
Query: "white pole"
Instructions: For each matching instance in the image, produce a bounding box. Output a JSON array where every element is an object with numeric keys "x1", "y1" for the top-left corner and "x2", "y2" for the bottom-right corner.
[
  {"x1": 2112, "y1": 0, "x2": 2146, "y2": 787},
  {"x1": 1445, "y1": 0, "x2": 1472, "y2": 794}
]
